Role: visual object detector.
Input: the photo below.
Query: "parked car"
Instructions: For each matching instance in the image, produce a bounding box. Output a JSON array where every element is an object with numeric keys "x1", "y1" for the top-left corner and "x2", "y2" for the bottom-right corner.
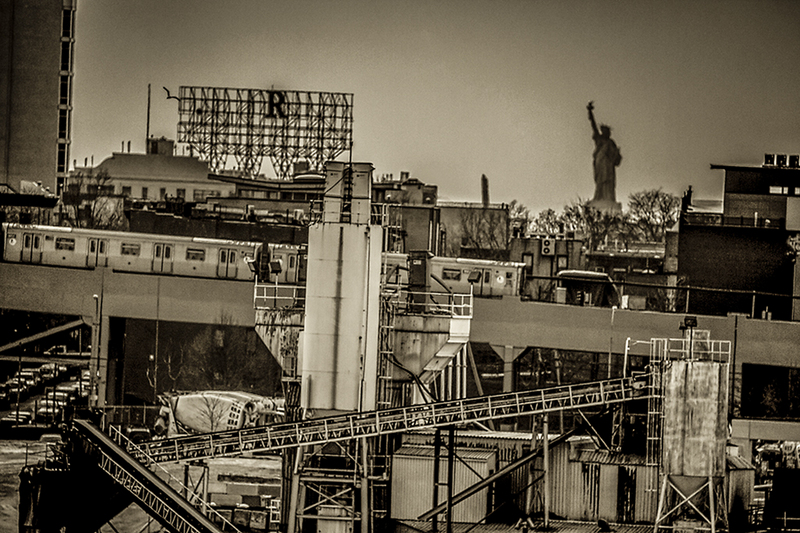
[
  {"x1": 43, "y1": 389, "x2": 71, "y2": 407},
  {"x1": 55, "y1": 382, "x2": 79, "y2": 400},
  {"x1": 15, "y1": 369, "x2": 42, "y2": 393},
  {"x1": 35, "y1": 399, "x2": 62, "y2": 424},
  {"x1": 0, "y1": 410, "x2": 33, "y2": 428},
  {"x1": 4, "y1": 378, "x2": 29, "y2": 401},
  {"x1": 38, "y1": 363, "x2": 60, "y2": 382},
  {"x1": 0, "y1": 383, "x2": 9, "y2": 408}
]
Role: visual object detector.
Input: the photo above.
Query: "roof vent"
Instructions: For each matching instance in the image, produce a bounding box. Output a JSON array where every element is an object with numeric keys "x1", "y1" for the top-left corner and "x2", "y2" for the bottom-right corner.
[
  {"x1": 764, "y1": 154, "x2": 775, "y2": 167},
  {"x1": 776, "y1": 154, "x2": 788, "y2": 167},
  {"x1": 789, "y1": 155, "x2": 800, "y2": 168}
]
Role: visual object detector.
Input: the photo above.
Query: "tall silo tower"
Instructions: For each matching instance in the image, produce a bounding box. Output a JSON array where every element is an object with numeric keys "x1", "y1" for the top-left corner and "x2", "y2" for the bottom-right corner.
[
  {"x1": 288, "y1": 161, "x2": 384, "y2": 533},
  {"x1": 654, "y1": 327, "x2": 731, "y2": 532}
]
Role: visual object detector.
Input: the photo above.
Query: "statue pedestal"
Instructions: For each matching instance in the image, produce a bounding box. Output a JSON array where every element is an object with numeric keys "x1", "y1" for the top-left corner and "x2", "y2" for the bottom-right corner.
[{"x1": 589, "y1": 199, "x2": 622, "y2": 214}]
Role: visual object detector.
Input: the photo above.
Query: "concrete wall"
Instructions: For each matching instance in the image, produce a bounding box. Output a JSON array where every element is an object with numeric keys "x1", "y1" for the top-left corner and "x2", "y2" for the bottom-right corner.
[{"x1": 0, "y1": 262, "x2": 256, "y2": 325}]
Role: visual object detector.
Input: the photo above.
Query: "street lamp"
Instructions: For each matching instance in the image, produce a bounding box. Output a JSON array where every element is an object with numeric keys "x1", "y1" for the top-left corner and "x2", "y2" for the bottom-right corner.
[{"x1": 147, "y1": 354, "x2": 158, "y2": 403}]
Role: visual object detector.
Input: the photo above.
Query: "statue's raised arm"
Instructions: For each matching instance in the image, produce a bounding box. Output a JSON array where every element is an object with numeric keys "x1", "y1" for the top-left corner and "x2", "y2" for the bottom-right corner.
[{"x1": 587, "y1": 101, "x2": 600, "y2": 137}]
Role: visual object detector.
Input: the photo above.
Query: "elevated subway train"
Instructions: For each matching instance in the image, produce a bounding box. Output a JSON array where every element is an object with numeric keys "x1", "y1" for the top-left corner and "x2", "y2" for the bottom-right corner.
[
  {"x1": 0, "y1": 223, "x2": 304, "y2": 283},
  {"x1": 2, "y1": 224, "x2": 616, "y2": 305},
  {"x1": 382, "y1": 252, "x2": 525, "y2": 298}
]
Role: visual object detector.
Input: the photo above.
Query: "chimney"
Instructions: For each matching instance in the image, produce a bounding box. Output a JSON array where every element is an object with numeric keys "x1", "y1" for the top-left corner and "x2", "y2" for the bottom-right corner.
[{"x1": 481, "y1": 174, "x2": 490, "y2": 207}]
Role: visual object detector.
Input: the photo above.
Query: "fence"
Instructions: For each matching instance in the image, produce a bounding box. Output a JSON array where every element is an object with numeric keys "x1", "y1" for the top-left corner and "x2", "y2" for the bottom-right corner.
[{"x1": 524, "y1": 274, "x2": 799, "y2": 321}]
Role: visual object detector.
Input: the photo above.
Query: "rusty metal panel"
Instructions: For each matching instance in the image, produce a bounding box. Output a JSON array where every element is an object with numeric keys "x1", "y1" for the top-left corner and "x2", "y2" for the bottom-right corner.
[{"x1": 663, "y1": 360, "x2": 729, "y2": 478}]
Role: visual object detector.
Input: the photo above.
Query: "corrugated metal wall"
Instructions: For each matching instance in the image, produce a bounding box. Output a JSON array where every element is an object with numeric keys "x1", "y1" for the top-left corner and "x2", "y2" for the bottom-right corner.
[
  {"x1": 390, "y1": 446, "x2": 496, "y2": 524},
  {"x1": 539, "y1": 440, "x2": 658, "y2": 523}
]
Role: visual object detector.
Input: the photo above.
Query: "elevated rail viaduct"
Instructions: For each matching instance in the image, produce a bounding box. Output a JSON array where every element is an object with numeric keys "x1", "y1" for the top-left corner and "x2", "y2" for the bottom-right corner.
[{"x1": 2, "y1": 261, "x2": 800, "y2": 461}]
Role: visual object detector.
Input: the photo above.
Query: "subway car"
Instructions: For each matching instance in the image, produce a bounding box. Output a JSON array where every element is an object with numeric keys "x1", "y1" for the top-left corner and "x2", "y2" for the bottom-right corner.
[
  {"x1": 1, "y1": 223, "x2": 270, "y2": 281},
  {"x1": 383, "y1": 252, "x2": 524, "y2": 298}
]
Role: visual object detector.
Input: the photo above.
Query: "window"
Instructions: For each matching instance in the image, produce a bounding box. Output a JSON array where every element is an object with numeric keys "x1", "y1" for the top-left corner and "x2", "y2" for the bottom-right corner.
[
  {"x1": 121, "y1": 243, "x2": 140, "y2": 256},
  {"x1": 121, "y1": 186, "x2": 132, "y2": 196},
  {"x1": 57, "y1": 143, "x2": 67, "y2": 173},
  {"x1": 160, "y1": 188, "x2": 167, "y2": 200},
  {"x1": 186, "y1": 248, "x2": 205, "y2": 261},
  {"x1": 59, "y1": 76, "x2": 71, "y2": 105},
  {"x1": 55, "y1": 237, "x2": 75, "y2": 251},
  {"x1": 142, "y1": 187, "x2": 148, "y2": 199},
  {"x1": 58, "y1": 108, "x2": 69, "y2": 139},
  {"x1": 769, "y1": 185, "x2": 789, "y2": 195},
  {"x1": 62, "y1": 9, "x2": 74, "y2": 38},
  {"x1": 60, "y1": 41, "x2": 71, "y2": 71},
  {"x1": 442, "y1": 268, "x2": 461, "y2": 281},
  {"x1": 176, "y1": 188, "x2": 185, "y2": 199},
  {"x1": 289, "y1": 255, "x2": 295, "y2": 268}
]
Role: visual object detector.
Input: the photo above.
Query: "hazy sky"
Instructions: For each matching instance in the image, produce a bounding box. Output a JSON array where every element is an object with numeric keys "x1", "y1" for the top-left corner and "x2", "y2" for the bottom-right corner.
[{"x1": 71, "y1": 0, "x2": 800, "y2": 214}]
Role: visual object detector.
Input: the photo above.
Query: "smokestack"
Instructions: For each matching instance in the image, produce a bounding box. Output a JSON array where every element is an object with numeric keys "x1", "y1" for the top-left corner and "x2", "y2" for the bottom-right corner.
[
  {"x1": 127, "y1": 141, "x2": 131, "y2": 153},
  {"x1": 481, "y1": 174, "x2": 490, "y2": 207}
]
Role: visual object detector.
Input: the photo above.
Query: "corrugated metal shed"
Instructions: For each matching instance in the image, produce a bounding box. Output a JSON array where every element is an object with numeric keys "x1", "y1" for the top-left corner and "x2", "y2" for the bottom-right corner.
[
  {"x1": 391, "y1": 445, "x2": 497, "y2": 524},
  {"x1": 402, "y1": 429, "x2": 535, "y2": 513},
  {"x1": 541, "y1": 436, "x2": 658, "y2": 523}
]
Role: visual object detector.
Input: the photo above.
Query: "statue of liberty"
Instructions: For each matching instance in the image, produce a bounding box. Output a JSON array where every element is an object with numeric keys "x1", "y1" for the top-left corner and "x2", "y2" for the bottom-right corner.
[{"x1": 587, "y1": 101, "x2": 622, "y2": 212}]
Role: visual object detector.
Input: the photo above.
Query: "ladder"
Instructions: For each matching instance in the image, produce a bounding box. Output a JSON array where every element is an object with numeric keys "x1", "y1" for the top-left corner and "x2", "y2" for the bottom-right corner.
[{"x1": 132, "y1": 375, "x2": 648, "y2": 465}]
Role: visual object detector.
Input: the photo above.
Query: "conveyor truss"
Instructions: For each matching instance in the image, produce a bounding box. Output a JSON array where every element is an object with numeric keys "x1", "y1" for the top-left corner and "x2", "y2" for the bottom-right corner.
[{"x1": 60, "y1": 373, "x2": 650, "y2": 533}]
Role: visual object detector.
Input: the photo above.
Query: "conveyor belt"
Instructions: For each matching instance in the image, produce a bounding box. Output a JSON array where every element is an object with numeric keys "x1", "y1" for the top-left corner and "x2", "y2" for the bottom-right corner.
[
  {"x1": 133, "y1": 376, "x2": 646, "y2": 464},
  {"x1": 72, "y1": 419, "x2": 235, "y2": 533}
]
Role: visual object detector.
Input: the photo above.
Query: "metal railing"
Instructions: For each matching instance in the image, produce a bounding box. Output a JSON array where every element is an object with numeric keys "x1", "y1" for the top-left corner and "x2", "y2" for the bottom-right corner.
[
  {"x1": 253, "y1": 283, "x2": 306, "y2": 309},
  {"x1": 525, "y1": 273, "x2": 799, "y2": 321},
  {"x1": 383, "y1": 289, "x2": 473, "y2": 318},
  {"x1": 131, "y1": 375, "x2": 647, "y2": 464},
  {"x1": 107, "y1": 425, "x2": 240, "y2": 532}
]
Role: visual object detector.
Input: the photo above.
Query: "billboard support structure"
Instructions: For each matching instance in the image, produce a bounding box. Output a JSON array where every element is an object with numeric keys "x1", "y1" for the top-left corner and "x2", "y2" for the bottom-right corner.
[{"x1": 177, "y1": 86, "x2": 354, "y2": 179}]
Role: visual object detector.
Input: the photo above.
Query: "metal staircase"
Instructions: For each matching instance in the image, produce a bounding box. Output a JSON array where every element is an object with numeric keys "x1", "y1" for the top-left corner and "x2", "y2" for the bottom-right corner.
[
  {"x1": 131, "y1": 375, "x2": 648, "y2": 465},
  {"x1": 71, "y1": 420, "x2": 238, "y2": 533}
]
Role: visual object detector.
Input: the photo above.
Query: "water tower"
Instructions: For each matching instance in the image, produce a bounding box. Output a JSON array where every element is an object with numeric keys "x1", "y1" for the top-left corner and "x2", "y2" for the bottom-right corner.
[{"x1": 654, "y1": 324, "x2": 731, "y2": 532}]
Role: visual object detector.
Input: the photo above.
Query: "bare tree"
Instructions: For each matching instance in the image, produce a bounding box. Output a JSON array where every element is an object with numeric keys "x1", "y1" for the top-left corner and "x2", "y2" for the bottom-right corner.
[
  {"x1": 179, "y1": 314, "x2": 278, "y2": 393},
  {"x1": 197, "y1": 393, "x2": 228, "y2": 432},
  {"x1": 59, "y1": 170, "x2": 126, "y2": 230},
  {"x1": 529, "y1": 208, "x2": 562, "y2": 235},
  {"x1": 508, "y1": 199, "x2": 532, "y2": 236},
  {"x1": 457, "y1": 207, "x2": 509, "y2": 258},
  {"x1": 560, "y1": 199, "x2": 623, "y2": 252},
  {"x1": 626, "y1": 188, "x2": 680, "y2": 242}
]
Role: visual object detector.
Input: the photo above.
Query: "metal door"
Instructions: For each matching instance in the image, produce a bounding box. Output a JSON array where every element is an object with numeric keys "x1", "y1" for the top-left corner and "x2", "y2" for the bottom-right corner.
[
  {"x1": 152, "y1": 243, "x2": 174, "y2": 273},
  {"x1": 217, "y1": 248, "x2": 238, "y2": 279},
  {"x1": 21, "y1": 232, "x2": 43, "y2": 263},
  {"x1": 87, "y1": 238, "x2": 109, "y2": 267}
]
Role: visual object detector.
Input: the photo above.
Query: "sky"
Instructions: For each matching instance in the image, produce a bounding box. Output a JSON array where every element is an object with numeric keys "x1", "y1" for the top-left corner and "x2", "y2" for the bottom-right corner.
[{"x1": 71, "y1": 0, "x2": 800, "y2": 215}]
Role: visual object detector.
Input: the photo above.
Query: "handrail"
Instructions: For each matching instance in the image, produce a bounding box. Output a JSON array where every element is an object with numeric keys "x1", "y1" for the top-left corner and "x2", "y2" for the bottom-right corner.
[
  {"x1": 132, "y1": 375, "x2": 649, "y2": 465},
  {"x1": 107, "y1": 426, "x2": 239, "y2": 530}
]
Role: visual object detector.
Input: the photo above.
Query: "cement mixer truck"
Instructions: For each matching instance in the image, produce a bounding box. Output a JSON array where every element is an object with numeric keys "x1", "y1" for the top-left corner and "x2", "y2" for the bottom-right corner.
[{"x1": 153, "y1": 391, "x2": 285, "y2": 437}]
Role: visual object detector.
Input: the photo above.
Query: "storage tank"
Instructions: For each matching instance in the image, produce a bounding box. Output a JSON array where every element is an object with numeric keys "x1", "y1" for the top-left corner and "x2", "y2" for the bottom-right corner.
[
  {"x1": 657, "y1": 353, "x2": 730, "y2": 530},
  {"x1": 300, "y1": 162, "x2": 382, "y2": 413}
]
